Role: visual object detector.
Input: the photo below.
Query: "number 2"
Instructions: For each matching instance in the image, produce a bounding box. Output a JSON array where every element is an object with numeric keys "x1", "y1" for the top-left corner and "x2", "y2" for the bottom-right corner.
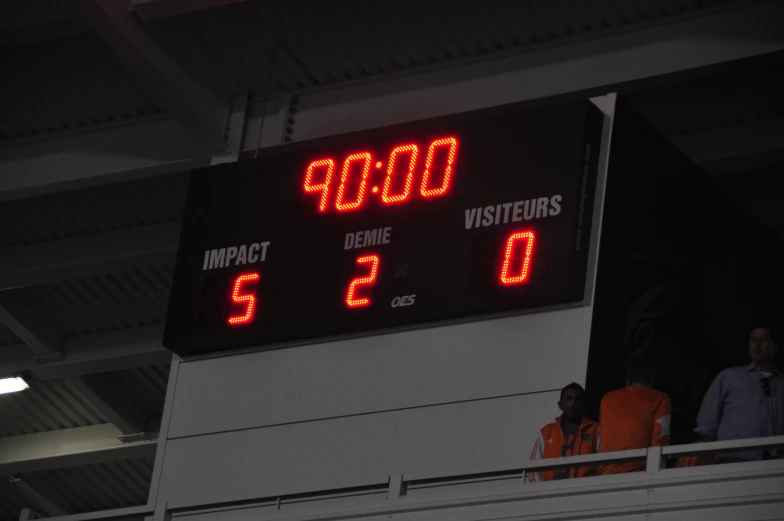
[
  {"x1": 346, "y1": 254, "x2": 380, "y2": 308},
  {"x1": 228, "y1": 272, "x2": 260, "y2": 325}
]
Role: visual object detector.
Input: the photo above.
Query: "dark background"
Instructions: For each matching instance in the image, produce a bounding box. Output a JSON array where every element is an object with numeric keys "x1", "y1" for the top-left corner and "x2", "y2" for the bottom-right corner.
[{"x1": 586, "y1": 98, "x2": 784, "y2": 445}]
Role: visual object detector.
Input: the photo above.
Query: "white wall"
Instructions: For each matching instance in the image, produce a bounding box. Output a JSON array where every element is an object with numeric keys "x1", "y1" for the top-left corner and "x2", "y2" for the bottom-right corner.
[
  {"x1": 161, "y1": 389, "x2": 560, "y2": 508},
  {"x1": 167, "y1": 307, "x2": 592, "y2": 438}
]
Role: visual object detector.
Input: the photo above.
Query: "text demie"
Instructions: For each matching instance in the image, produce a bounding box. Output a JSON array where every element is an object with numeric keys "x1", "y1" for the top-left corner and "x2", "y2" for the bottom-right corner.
[{"x1": 344, "y1": 227, "x2": 391, "y2": 250}]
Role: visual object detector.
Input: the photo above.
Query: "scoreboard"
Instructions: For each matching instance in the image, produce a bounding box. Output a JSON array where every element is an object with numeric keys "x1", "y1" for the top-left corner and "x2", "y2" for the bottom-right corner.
[{"x1": 163, "y1": 100, "x2": 603, "y2": 357}]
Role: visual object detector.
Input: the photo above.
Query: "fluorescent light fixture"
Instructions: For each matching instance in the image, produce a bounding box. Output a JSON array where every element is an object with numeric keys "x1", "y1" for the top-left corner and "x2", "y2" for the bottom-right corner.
[{"x1": 0, "y1": 376, "x2": 29, "y2": 395}]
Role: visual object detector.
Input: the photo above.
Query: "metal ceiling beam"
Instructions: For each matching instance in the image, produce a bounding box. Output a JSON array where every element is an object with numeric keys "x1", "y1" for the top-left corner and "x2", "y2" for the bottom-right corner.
[
  {"x1": 700, "y1": 148, "x2": 784, "y2": 177},
  {"x1": 210, "y1": 92, "x2": 249, "y2": 165},
  {"x1": 0, "y1": 1, "x2": 83, "y2": 49},
  {"x1": 0, "y1": 222, "x2": 180, "y2": 290},
  {"x1": 269, "y1": 0, "x2": 784, "y2": 144},
  {"x1": 19, "y1": 508, "x2": 39, "y2": 521},
  {"x1": 129, "y1": 0, "x2": 249, "y2": 21},
  {"x1": 0, "y1": 15, "x2": 85, "y2": 50},
  {"x1": 0, "y1": 118, "x2": 209, "y2": 201},
  {"x1": 75, "y1": 0, "x2": 227, "y2": 146},
  {"x1": 70, "y1": 374, "x2": 151, "y2": 436},
  {"x1": 668, "y1": 118, "x2": 784, "y2": 171},
  {"x1": 7, "y1": 478, "x2": 68, "y2": 518},
  {"x1": 21, "y1": 506, "x2": 154, "y2": 521},
  {"x1": 0, "y1": 295, "x2": 63, "y2": 358},
  {"x1": 0, "y1": 423, "x2": 157, "y2": 475},
  {"x1": 0, "y1": 325, "x2": 171, "y2": 381}
]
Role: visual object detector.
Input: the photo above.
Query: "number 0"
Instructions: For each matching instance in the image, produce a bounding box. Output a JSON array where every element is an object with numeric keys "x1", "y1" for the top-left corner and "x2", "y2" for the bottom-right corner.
[
  {"x1": 346, "y1": 255, "x2": 380, "y2": 307},
  {"x1": 382, "y1": 144, "x2": 418, "y2": 204},
  {"x1": 500, "y1": 231, "x2": 535, "y2": 285},
  {"x1": 228, "y1": 272, "x2": 260, "y2": 325},
  {"x1": 336, "y1": 152, "x2": 372, "y2": 212},
  {"x1": 421, "y1": 137, "x2": 459, "y2": 197}
]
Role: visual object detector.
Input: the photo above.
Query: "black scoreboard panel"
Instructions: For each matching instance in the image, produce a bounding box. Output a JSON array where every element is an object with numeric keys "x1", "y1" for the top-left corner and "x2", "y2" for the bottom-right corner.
[{"x1": 164, "y1": 100, "x2": 603, "y2": 357}]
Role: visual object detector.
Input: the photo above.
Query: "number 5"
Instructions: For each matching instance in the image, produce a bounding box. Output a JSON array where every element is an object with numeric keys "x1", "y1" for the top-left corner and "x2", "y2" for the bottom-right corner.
[{"x1": 228, "y1": 272, "x2": 260, "y2": 325}]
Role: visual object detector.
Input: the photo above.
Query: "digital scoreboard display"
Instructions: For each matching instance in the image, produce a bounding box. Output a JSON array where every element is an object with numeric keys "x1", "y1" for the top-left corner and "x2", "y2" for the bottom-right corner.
[{"x1": 163, "y1": 100, "x2": 603, "y2": 357}]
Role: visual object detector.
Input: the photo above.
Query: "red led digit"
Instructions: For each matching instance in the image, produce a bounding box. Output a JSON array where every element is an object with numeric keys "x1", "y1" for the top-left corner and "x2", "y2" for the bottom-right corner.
[
  {"x1": 345, "y1": 254, "x2": 380, "y2": 308},
  {"x1": 500, "y1": 231, "x2": 535, "y2": 285},
  {"x1": 228, "y1": 272, "x2": 260, "y2": 325},
  {"x1": 382, "y1": 144, "x2": 418, "y2": 204},
  {"x1": 335, "y1": 152, "x2": 372, "y2": 212},
  {"x1": 303, "y1": 159, "x2": 335, "y2": 212},
  {"x1": 420, "y1": 136, "x2": 459, "y2": 198}
]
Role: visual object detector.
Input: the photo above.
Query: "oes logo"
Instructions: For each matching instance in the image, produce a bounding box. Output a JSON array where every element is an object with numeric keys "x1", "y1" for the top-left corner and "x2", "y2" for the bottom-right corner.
[{"x1": 391, "y1": 295, "x2": 416, "y2": 308}]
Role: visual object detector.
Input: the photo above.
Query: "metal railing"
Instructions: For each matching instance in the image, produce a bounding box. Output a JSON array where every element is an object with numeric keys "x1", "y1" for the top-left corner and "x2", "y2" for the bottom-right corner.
[
  {"x1": 28, "y1": 506, "x2": 152, "y2": 521},
  {"x1": 662, "y1": 435, "x2": 784, "y2": 460},
  {"x1": 33, "y1": 435, "x2": 784, "y2": 521},
  {"x1": 402, "y1": 435, "x2": 784, "y2": 487}
]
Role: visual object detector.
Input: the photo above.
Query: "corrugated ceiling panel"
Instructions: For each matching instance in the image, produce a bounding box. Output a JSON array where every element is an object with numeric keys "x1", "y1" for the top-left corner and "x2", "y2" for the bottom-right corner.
[
  {"x1": 0, "y1": 364, "x2": 168, "y2": 437},
  {"x1": 0, "y1": 172, "x2": 187, "y2": 248},
  {"x1": 0, "y1": 379, "x2": 108, "y2": 437},
  {"x1": 125, "y1": 364, "x2": 169, "y2": 411},
  {"x1": 111, "y1": 364, "x2": 170, "y2": 415},
  {"x1": 0, "y1": 0, "x2": 75, "y2": 30},
  {"x1": 0, "y1": 32, "x2": 162, "y2": 143},
  {"x1": 715, "y1": 165, "x2": 784, "y2": 237},
  {"x1": 0, "y1": 494, "x2": 20, "y2": 521},
  {"x1": 0, "y1": 458, "x2": 152, "y2": 520},
  {"x1": 142, "y1": 0, "x2": 746, "y2": 100},
  {"x1": 625, "y1": 64, "x2": 784, "y2": 137},
  {"x1": 0, "y1": 321, "x2": 22, "y2": 346},
  {"x1": 10, "y1": 265, "x2": 175, "y2": 337},
  {"x1": 0, "y1": 484, "x2": 27, "y2": 521}
]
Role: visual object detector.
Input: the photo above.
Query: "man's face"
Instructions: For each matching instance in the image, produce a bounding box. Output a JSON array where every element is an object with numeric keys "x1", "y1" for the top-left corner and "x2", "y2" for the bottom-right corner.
[
  {"x1": 558, "y1": 388, "x2": 585, "y2": 423},
  {"x1": 749, "y1": 327, "x2": 778, "y2": 365}
]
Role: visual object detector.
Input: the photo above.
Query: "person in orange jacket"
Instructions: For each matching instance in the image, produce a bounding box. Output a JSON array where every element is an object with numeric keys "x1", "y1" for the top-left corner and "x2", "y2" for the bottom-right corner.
[
  {"x1": 598, "y1": 359, "x2": 672, "y2": 475},
  {"x1": 674, "y1": 446, "x2": 714, "y2": 468},
  {"x1": 527, "y1": 383, "x2": 600, "y2": 482}
]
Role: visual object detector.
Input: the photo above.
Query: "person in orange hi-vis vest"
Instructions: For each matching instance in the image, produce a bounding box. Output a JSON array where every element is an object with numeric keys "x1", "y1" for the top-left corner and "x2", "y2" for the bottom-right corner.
[
  {"x1": 598, "y1": 359, "x2": 672, "y2": 475},
  {"x1": 527, "y1": 383, "x2": 600, "y2": 482}
]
